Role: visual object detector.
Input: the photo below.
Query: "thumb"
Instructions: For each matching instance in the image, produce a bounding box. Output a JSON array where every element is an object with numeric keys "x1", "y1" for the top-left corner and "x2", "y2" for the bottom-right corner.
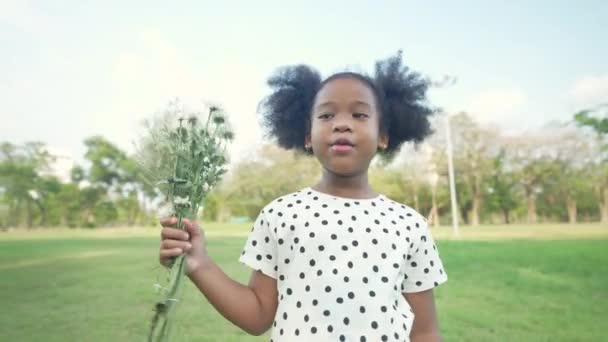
[{"x1": 182, "y1": 219, "x2": 202, "y2": 239}]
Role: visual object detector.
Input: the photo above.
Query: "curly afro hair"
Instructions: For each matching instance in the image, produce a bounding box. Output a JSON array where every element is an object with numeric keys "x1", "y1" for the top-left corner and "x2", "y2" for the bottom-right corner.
[{"x1": 258, "y1": 51, "x2": 434, "y2": 158}]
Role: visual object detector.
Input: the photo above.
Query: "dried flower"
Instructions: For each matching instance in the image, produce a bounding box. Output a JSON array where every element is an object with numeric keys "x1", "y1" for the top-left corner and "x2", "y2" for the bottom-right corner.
[{"x1": 136, "y1": 100, "x2": 233, "y2": 342}]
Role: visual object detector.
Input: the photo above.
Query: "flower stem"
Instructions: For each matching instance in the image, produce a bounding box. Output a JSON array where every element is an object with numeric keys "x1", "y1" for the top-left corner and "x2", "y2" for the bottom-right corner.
[{"x1": 148, "y1": 210, "x2": 188, "y2": 342}]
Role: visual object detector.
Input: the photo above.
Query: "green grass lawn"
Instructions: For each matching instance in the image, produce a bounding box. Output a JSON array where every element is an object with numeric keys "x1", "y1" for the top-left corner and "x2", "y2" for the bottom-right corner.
[{"x1": 0, "y1": 224, "x2": 606, "y2": 341}]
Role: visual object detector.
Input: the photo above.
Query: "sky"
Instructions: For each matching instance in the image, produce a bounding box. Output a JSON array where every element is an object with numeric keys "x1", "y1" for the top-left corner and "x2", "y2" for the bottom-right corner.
[{"x1": 1, "y1": 0, "x2": 607, "y2": 180}]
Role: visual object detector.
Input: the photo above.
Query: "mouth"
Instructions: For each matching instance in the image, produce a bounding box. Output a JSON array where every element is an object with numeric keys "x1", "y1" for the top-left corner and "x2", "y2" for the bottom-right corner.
[{"x1": 330, "y1": 138, "x2": 355, "y2": 153}]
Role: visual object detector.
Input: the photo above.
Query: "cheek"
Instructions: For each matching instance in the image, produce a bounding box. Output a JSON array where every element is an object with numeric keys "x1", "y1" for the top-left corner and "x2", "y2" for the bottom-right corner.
[
  {"x1": 360, "y1": 121, "x2": 380, "y2": 140},
  {"x1": 309, "y1": 121, "x2": 327, "y2": 142}
]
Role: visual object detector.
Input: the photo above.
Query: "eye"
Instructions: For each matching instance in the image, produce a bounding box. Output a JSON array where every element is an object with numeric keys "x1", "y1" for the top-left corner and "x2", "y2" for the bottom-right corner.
[
  {"x1": 318, "y1": 113, "x2": 334, "y2": 119},
  {"x1": 353, "y1": 113, "x2": 369, "y2": 119}
]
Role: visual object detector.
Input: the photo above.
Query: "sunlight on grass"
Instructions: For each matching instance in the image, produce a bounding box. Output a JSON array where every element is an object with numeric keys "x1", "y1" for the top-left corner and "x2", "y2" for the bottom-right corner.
[{"x1": 1, "y1": 234, "x2": 605, "y2": 341}]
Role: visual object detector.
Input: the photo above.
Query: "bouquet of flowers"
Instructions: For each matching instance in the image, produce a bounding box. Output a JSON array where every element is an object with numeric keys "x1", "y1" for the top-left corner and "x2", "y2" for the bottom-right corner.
[{"x1": 136, "y1": 100, "x2": 233, "y2": 342}]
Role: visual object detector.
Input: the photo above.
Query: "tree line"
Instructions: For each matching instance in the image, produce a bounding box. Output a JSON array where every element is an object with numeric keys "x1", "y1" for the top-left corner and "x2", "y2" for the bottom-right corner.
[{"x1": 1, "y1": 108, "x2": 606, "y2": 229}]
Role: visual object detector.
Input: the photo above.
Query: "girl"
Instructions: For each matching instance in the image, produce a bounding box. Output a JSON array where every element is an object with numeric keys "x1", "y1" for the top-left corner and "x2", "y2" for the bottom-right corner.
[{"x1": 159, "y1": 51, "x2": 448, "y2": 342}]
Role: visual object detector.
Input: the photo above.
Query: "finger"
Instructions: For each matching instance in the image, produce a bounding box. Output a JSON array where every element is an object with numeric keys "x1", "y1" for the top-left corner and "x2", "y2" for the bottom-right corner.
[
  {"x1": 159, "y1": 216, "x2": 177, "y2": 228},
  {"x1": 161, "y1": 239, "x2": 192, "y2": 251},
  {"x1": 182, "y1": 219, "x2": 201, "y2": 239},
  {"x1": 161, "y1": 227, "x2": 190, "y2": 241},
  {"x1": 159, "y1": 248, "x2": 184, "y2": 266}
]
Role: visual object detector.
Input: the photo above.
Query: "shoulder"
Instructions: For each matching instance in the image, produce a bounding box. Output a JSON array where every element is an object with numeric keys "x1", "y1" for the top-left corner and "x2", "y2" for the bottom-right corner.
[
  {"x1": 258, "y1": 188, "x2": 310, "y2": 219},
  {"x1": 379, "y1": 194, "x2": 428, "y2": 230}
]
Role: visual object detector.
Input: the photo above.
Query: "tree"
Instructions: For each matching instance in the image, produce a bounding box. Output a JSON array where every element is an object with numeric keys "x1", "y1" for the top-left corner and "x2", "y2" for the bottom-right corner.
[
  {"x1": 590, "y1": 163, "x2": 608, "y2": 224},
  {"x1": 0, "y1": 141, "x2": 55, "y2": 228},
  {"x1": 424, "y1": 118, "x2": 455, "y2": 226},
  {"x1": 28, "y1": 175, "x2": 63, "y2": 226},
  {"x1": 369, "y1": 167, "x2": 410, "y2": 205},
  {"x1": 218, "y1": 144, "x2": 320, "y2": 220},
  {"x1": 574, "y1": 104, "x2": 608, "y2": 135},
  {"x1": 486, "y1": 149, "x2": 518, "y2": 224},
  {"x1": 78, "y1": 186, "x2": 106, "y2": 227},
  {"x1": 506, "y1": 132, "x2": 558, "y2": 224},
  {"x1": 83, "y1": 136, "x2": 132, "y2": 190},
  {"x1": 449, "y1": 113, "x2": 497, "y2": 226},
  {"x1": 70, "y1": 165, "x2": 85, "y2": 183},
  {"x1": 574, "y1": 105, "x2": 608, "y2": 223},
  {"x1": 388, "y1": 143, "x2": 445, "y2": 227},
  {"x1": 83, "y1": 136, "x2": 145, "y2": 226},
  {"x1": 389, "y1": 143, "x2": 430, "y2": 213},
  {"x1": 52, "y1": 183, "x2": 82, "y2": 227},
  {"x1": 549, "y1": 126, "x2": 595, "y2": 224}
]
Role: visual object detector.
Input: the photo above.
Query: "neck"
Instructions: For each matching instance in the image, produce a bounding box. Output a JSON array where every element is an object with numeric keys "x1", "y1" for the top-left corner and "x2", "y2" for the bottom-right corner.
[{"x1": 313, "y1": 168, "x2": 376, "y2": 199}]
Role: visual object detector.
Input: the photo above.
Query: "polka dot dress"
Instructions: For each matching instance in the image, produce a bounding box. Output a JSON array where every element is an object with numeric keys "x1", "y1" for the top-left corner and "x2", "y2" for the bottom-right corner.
[{"x1": 239, "y1": 187, "x2": 448, "y2": 342}]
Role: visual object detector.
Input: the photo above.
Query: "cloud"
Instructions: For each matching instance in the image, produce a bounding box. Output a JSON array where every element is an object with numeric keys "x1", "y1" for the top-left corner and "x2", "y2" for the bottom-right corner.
[
  {"x1": 466, "y1": 87, "x2": 526, "y2": 120},
  {"x1": 108, "y1": 29, "x2": 211, "y2": 119},
  {"x1": 0, "y1": 0, "x2": 50, "y2": 37},
  {"x1": 104, "y1": 29, "x2": 265, "y2": 165},
  {"x1": 571, "y1": 74, "x2": 608, "y2": 107}
]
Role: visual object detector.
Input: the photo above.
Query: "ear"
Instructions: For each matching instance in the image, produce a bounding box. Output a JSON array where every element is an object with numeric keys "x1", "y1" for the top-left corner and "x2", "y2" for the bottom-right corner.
[
  {"x1": 378, "y1": 134, "x2": 389, "y2": 151},
  {"x1": 304, "y1": 133, "x2": 312, "y2": 150}
]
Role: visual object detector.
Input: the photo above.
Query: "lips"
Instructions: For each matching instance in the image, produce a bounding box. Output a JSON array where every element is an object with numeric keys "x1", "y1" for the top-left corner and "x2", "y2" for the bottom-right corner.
[
  {"x1": 331, "y1": 138, "x2": 354, "y2": 147},
  {"x1": 330, "y1": 138, "x2": 355, "y2": 153}
]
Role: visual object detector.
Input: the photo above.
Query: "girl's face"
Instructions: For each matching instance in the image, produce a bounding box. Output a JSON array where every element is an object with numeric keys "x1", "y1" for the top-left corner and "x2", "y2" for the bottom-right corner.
[{"x1": 306, "y1": 77, "x2": 388, "y2": 177}]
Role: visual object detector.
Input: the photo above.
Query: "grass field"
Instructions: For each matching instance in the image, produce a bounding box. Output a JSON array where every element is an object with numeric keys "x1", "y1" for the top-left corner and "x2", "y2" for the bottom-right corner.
[{"x1": 0, "y1": 223, "x2": 606, "y2": 341}]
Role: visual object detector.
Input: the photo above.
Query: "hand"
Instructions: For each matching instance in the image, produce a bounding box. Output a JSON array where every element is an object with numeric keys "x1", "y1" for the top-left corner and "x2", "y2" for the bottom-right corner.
[{"x1": 159, "y1": 217, "x2": 211, "y2": 276}]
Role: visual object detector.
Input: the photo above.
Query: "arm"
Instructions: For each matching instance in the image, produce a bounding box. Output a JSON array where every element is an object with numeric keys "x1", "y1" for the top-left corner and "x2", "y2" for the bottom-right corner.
[
  {"x1": 159, "y1": 217, "x2": 278, "y2": 336},
  {"x1": 188, "y1": 264, "x2": 278, "y2": 336},
  {"x1": 404, "y1": 289, "x2": 442, "y2": 342}
]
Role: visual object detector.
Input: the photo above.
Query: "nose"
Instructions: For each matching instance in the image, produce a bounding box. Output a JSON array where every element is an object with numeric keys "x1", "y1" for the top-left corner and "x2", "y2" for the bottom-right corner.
[{"x1": 332, "y1": 115, "x2": 352, "y2": 132}]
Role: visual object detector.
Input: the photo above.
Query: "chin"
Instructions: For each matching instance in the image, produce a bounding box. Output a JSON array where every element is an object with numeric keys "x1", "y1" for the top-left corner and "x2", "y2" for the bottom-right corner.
[{"x1": 323, "y1": 161, "x2": 364, "y2": 177}]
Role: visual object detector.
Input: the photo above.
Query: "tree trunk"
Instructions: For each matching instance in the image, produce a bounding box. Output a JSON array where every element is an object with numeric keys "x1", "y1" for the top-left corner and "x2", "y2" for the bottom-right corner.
[
  {"x1": 82, "y1": 208, "x2": 94, "y2": 226},
  {"x1": 502, "y1": 208, "x2": 510, "y2": 224},
  {"x1": 128, "y1": 210, "x2": 135, "y2": 226},
  {"x1": 8, "y1": 200, "x2": 17, "y2": 228},
  {"x1": 140, "y1": 195, "x2": 148, "y2": 226},
  {"x1": 37, "y1": 203, "x2": 46, "y2": 227},
  {"x1": 526, "y1": 193, "x2": 537, "y2": 224},
  {"x1": 431, "y1": 187, "x2": 439, "y2": 228},
  {"x1": 460, "y1": 206, "x2": 469, "y2": 225},
  {"x1": 14, "y1": 199, "x2": 22, "y2": 228},
  {"x1": 31, "y1": 199, "x2": 46, "y2": 227},
  {"x1": 566, "y1": 196, "x2": 577, "y2": 224},
  {"x1": 218, "y1": 205, "x2": 231, "y2": 223},
  {"x1": 61, "y1": 210, "x2": 68, "y2": 227},
  {"x1": 126, "y1": 192, "x2": 138, "y2": 226},
  {"x1": 128, "y1": 203, "x2": 136, "y2": 227},
  {"x1": 427, "y1": 205, "x2": 439, "y2": 228},
  {"x1": 470, "y1": 193, "x2": 481, "y2": 226},
  {"x1": 412, "y1": 181, "x2": 419, "y2": 212},
  {"x1": 600, "y1": 187, "x2": 608, "y2": 224},
  {"x1": 25, "y1": 199, "x2": 33, "y2": 229}
]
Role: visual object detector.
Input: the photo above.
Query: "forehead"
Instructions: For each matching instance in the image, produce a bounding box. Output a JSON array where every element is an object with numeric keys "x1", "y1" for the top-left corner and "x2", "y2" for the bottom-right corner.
[{"x1": 314, "y1": 77, "x2": 378, "y2": 109}]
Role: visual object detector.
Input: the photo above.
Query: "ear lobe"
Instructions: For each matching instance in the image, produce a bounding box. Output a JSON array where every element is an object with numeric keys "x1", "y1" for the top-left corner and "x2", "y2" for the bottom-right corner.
[
  {"x1": 378, "y1": 135, "x2": 389, "y2": 150},
  {"x1": 304, "y1": 134, "x2": 312, "y2": 149}
]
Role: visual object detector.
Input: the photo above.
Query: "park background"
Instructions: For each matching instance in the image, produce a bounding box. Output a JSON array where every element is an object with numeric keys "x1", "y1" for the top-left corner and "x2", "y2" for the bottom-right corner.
[{"x1": 1, "y1": 1, "x2": 607, "y2": 341}]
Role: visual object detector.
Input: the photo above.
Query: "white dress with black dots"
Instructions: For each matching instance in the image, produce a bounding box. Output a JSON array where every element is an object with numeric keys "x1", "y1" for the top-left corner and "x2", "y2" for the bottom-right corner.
[{"x1": 239, "y1": 187, "x2": 448, "y2": 342}]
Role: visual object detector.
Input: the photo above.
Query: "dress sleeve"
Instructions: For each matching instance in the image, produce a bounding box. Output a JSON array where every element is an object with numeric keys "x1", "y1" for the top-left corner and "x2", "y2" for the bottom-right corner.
[
  {"x1": 238, "y1": 210, "x2": 278, "y2": 279},
  {"x1": 401, "y1": 220, "x2": 448, "y2": 293}
]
